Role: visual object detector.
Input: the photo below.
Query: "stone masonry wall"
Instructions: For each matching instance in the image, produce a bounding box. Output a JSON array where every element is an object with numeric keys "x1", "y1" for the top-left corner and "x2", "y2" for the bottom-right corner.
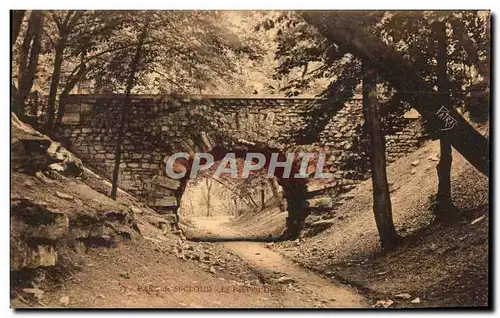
[{"x1": 57, "y1": 94, "x2": 426, "y2": 214}]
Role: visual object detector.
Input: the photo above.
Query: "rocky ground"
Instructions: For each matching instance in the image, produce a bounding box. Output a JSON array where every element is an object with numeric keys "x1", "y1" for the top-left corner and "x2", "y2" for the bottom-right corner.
[
  {"x1": 266, "y1": 139, "x2": 489, "y2": 308},
  {"x1": 10, "y1": 114, "x2": 364, "y2": 308},
  {"x1": 184, "y1": 216, "x2": 367, "y2": 308},
  {"x1": 10, "y1": 114, "x2": 489, "y2": 308}
]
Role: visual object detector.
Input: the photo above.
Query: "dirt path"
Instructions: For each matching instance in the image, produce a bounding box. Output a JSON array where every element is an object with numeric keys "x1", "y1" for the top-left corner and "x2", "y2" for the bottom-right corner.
[{"x1": 188, "y1": 216, "x2": 368, "y2": 308}]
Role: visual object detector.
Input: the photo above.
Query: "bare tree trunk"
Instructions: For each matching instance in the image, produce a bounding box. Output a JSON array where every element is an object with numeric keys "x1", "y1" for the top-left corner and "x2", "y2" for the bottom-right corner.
[
  {"x1": 246, "y1": 191, "x2": 259, "y2": 211},
  {"x1": 13, "y1": 11, "x2": 44, "y2": 117},
  {"x1": 45, "y1": 11, "x2": 84, "y2": 132},
  {"x1": 110, "y1": 20, "x2": 149, "y2": 200},
  {"x1": 11, "y1": 10, "x2": 26, "y2": 47},
  {"x1": 233, "y1": 198, "x2": 238, "y2": 216},
  {"x1": 205, "y1": 178, "x2": 212, "y2": 217},
  {"x1": 363, "y1": 61, "x2": 399, "y2": 249},
  {"x1": 260, "y1": 184, "x2": 266, "y2": 210},
  {"x1": 46, "y1": 37, "x2": 66, "y2": 131},
  {"x1": 269, "y1": 178, "x2": 286, "y2": 211},
  {"x1": 433, "y1": 21, "x2": 456, "y2": 222}
]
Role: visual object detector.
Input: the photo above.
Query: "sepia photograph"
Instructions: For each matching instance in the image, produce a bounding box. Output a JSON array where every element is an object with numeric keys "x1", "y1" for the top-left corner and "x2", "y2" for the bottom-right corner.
[{"x1": 9, "y1": 8, "x2": 490, "y2": 309}]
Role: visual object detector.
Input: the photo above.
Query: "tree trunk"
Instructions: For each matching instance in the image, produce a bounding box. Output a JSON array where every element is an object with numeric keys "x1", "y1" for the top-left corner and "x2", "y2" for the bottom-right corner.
[
  {"x1": 433, "y1": 21, "x2": 456, "y2": 221},
  {"x1": 11, "y1": 10, "x2": 26, "y2": 47},
  {"x1": 110, "y1": 21, "x2": 149, "y2": 200},
  {"x1": 260, "y1": 186, "x2": 266, "y2": 210},
  {"x1": 46, "y1": 37, "x2": 66, "y2": 132},
  {"x1": 233, "y1": 198, "x2": 238, "y2": 216},
  {"x1": 13, "y1": 11, "x2": 44, "y2": 117},
  {"x1": 363, "y1": 61, "x2": 399, "y2": 249},
  {"x1": 269, "y1": 178, "x2": 287, "y2": 211},
  {"x1": 246, "y1": 191, "x2": 259, "y2": 211},
  {"x1": 205, "y1": 178, "x2": 212, "y2": 217},
  {"x1": 301, "y1": 11, "x2": 489, "y2": 177}
]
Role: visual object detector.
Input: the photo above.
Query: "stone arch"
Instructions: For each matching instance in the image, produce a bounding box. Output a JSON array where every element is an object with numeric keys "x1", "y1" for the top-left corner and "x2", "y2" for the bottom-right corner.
[{"x1": 147, "y1": 131, "x2": 311, "y2": 240}]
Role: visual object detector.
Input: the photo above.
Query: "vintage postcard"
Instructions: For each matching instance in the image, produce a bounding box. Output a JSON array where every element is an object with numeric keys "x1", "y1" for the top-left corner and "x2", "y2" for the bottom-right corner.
[{"x1": 10, "y1": 10, "x2": 490, "y2": 309}]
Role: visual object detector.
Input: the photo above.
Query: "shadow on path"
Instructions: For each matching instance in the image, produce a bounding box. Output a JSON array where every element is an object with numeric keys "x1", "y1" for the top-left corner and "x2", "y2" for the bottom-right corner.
[{"x1": 186, "y1": 235, "x2": 283, "y2": 243}]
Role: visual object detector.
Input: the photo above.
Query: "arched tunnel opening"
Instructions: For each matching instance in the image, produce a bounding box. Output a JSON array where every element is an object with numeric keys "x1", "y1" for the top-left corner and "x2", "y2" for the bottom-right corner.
[
  {"x1": 179, "y1": 166, "x2": 288, "y2": 242},
  {"x1": 163, "y1": 145, "x2": 312, "y2": 242}
]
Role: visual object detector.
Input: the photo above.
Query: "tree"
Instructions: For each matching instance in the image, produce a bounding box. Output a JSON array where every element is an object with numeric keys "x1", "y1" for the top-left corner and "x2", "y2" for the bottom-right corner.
[
  {"x1": 432, "y1": 20, "x2": 455, "y2": 221},
  {"x1": 362, "y1": 61, "x2": 399, "y2": 248},
  {"x1": 41, "y1": 10, "x2": 126, "y2": 131},
  {"x1": 269, "y1": 177, "x2": 287, "y2": 212},
  {"x1": 299, "y1": 11, "x2": 489, "y2": 177},
  {"x1": 260, "y1": 182, "x2": 266, "y2": 210},
  {"x1": 53, "y1": 11, "x2": 125, "y2": 126},
  {"x1": 104, "y1": 11, "x2": 262, "y2": 200},
  {"x1": 267, "y1": 10, "x2": 489, "y2": 244},
  {"x1": 45, "y1": 10, "x2": 85, "y2": 132},
  {"x1": 11, "y1": 10, "x2": 26, "y2": 47},
  {"x1": 110, "y1": 14, "x2": 151, "y2": 200},
  {"x1": 13, "y1": 11, "x2": 44, "y2": 117},
  {"x1": 204, "y1": 178, "x2": 213, "y2": 217},
  {"x1": 376, "y1": 12, "x2": 489, "y2": 220},
  {"x1": 13, "y1": 11, "x2": 265, "y2": 129}
]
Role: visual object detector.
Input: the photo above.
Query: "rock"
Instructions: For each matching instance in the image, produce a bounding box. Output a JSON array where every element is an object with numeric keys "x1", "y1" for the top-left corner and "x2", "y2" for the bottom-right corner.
[
  {"x1": 411, "y1": 160, "x2": 420, "y2": 166},
  {"x1": 189, "y1": 253, "x2": 201, "y2": 261},
  {"x1": 132, "y1": 222, "x2": 147, "y2": 236},
  {"x1": 276, "y1": 276, "x2": 295, "y2": 284},
  {"x1": 11, "y1": 205, "x2": 69, "y2": 241},
  {"x1": 302, "y1": 220, "x2": 334, "y2": 237},
  {"x1": 395, "y1": 293, "x2": 412, "y2": 300},
  {"x1": 428, "y1": 154, "x2": 440, "y2": 161},
  {"x1": 410, "y1": 297, "x2": 421, "y2": 304},
  {"x1": 23, "y1": 179, "x2": 35, "y2": 189},
  {"x1": 471, "y1": 215, "x2": 485, "y2": 225},
  {"x1": 22, "y1": 288, "x2": 44, "y2": 300},
  {"x1": 35, "y1": 171, "x2": 54, "y2": 184},
  {"x1": 307, "y1": 197, "x2": 333, "y2": 209},
  {"x1": 49, "y1": 163, "x2": 66, "y2": 172},
  {"x1": 11, "y1": 243, "x2": 57, "y2": 271},
  {"x1": 119, "y1": 272, "x2": 130, "y2": 279},
  {"x1": 55, "y1": 191, "x2": 74, "y2": 201},
  {"x1": 151, "y1": 175, "x2": 181, "y2": 190},
  {"x1": 130, "y1": 206, "x2": 145, "y2": 215},
  {"x1": 59, "y1": 295, "x2": 70, "y2": 306},
  {"x1": 209, "y1": 266, "x2": 217, "y2": 274},
  {"x1": 410, "y1": 169, "x2": 417, "y2": 175},
  {"x1": 374, "y1": 299, "x2": 394, "y2": 308}
]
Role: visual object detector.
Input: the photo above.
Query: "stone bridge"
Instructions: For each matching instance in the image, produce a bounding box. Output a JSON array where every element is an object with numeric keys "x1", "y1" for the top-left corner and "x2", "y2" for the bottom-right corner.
[{"x1": 57, "y1": 94, "x2": 425, "y2": 239}]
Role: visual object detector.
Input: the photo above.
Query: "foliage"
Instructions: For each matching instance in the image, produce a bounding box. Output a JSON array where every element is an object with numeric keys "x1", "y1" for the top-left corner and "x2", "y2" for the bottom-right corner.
[{"x1": 262, "y1": 10, "x2": 489, "y2": 138}]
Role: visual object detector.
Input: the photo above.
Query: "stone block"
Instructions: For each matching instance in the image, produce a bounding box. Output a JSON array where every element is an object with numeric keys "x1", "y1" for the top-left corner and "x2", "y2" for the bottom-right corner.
[
  {"x1": 152, "y1": 175, "x2": 181, "y2": 190},
  {"x1": 61, "y1": 113, "x2": 80, "y2": 124},
  {"x1": 148, "y1": 196, "x2": 178, "y2": 208}
]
